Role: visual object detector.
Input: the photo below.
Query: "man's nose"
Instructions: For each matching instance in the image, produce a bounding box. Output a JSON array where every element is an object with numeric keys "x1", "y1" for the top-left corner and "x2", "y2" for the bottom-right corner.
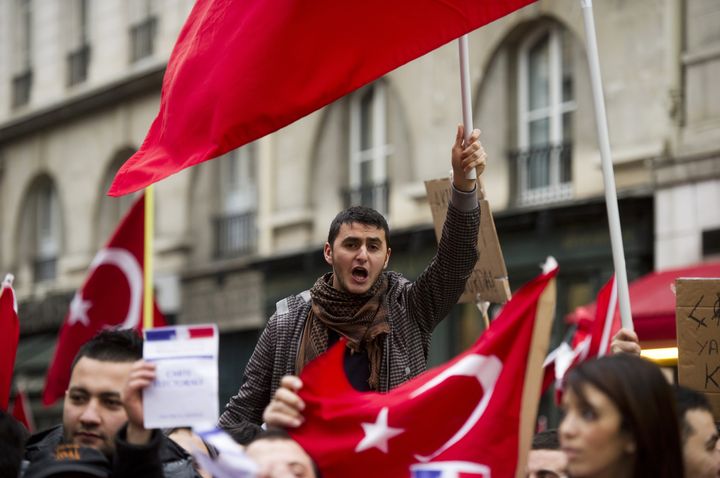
[
  {"x1": 78, "y1": 399, "x2": 102, "y2": 426},
  {"x1": 356, "y1": 245, "x2": 369, "y2": 260}
]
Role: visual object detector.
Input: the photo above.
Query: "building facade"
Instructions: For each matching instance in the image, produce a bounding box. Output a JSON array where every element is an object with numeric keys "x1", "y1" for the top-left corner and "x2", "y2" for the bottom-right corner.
[{"x1": 1, "y1": 0, "x2": 718, "y2": 428}]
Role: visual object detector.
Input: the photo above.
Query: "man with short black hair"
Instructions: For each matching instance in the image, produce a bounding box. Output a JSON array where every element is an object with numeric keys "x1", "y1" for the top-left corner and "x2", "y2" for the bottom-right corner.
[
  {"x1": 675, "y1": 386, "x2": 720, "y2": 478},
  {"x1": 23, "y1": 329, "x2": 200, "y2": 478},
  {"x1": 219, "y1": 126, "x2": 485, "y2": 433}
]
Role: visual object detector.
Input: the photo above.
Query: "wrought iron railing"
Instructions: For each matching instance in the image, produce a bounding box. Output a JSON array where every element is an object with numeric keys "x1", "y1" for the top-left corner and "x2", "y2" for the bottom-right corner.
[
  {"x1": 510, "y1": 143, "x2": 572, "y2": 206},
  {"x1": 129, "y1": 16, "x2": 157, "y2": 63},
  {"x1": 213, "y1": 211, "x2": 257, "y2": 259},
  {"x1": 33, "y1": 257, "x2": 57, "y2": 282}
]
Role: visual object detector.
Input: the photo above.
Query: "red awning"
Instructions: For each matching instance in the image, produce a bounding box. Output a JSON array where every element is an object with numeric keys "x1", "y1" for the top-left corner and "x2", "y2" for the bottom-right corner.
[{"x1": 566, "y1": 261, "x2": 720, "y2": 343}]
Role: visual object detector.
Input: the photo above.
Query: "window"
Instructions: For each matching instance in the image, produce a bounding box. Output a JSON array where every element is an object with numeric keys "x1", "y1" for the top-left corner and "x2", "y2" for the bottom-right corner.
[
  {"x1": 22, "y1": 177, "x2": 61, "y2": 282},
  {"x1": 128, "y1": 0, "x2": 157, "y2": 63},
  {"x1": 214, "y1": 145, "x2": 258, "y2": 258},
  {"x1": 66, "y1": 0, "x2": 90, "y2": 86},
  {"x1": 513, "y1": 25, "x2": 576, "y2": 205},
  {"x1": 11, "y1": 0, "x2": 33, "y2": 108},
  {"x1": 345, "y1": 82, "x2": 390, "y2": 215}
]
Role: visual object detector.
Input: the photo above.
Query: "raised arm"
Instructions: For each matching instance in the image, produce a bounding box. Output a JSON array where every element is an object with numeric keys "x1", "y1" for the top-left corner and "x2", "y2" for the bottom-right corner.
[{"x1": 406, "y1": 126, "x2": 485, "y2": 334}]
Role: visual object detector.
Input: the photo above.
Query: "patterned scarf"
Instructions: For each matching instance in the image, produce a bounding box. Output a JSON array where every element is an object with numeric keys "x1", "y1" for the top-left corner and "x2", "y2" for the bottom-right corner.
[{"x1": 296, "y1": 272, "x2": 389, "y2": 390}]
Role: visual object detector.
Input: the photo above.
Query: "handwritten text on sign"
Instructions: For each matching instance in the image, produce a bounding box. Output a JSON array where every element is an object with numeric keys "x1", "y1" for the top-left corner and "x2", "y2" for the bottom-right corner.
[{"x1": 677, "y1": 278, "x2": 720, "y2": 417}]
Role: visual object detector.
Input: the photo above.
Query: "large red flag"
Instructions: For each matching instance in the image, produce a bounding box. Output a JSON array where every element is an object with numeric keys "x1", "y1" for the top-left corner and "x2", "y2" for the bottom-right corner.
[
  {"x1": 42, "y1": 195, "x2": 166, "y2": 405},
  {"x1": 0, "y1": 274, "x2": 20, "y2": 410},
  {"x1": 290, "y1": 265, "x2": 558, "y2": 478},
  {"x1": 542, "y1": 275, "x2": 620, "y2": 395},
  {"x1": 109, "y1": 0, "x2": 538, "y2": 196}
]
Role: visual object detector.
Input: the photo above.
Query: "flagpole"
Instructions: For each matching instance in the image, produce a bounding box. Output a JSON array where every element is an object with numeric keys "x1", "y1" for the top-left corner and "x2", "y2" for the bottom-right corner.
[
  {"x1": 580, "y1": 0, "x2": 633, "y2": 330},
  {"x1": 143, "y1": 185, "x2": 155, "y2": 330},
  {"x1": 458, "y1": 35, "x2": 478, "y2": 183}
]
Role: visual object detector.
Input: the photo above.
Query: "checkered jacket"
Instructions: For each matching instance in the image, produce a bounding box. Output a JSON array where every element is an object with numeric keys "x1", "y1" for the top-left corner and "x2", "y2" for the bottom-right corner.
[{"x1": 218, "y1": 188, "x2": 480, "y2": 429}]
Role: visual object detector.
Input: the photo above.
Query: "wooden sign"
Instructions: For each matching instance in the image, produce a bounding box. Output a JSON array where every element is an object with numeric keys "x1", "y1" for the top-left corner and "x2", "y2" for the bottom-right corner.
[
  {"x1": 425, "y1": 178, "x2": 511, "y2": 304},
  {"x1": 676, "y1": 278, "x2": 720, "y2": 418}
]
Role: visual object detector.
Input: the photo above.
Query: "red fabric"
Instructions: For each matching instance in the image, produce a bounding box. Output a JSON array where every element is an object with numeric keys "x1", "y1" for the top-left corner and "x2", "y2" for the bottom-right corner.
[
  {"x1": 42, "y1": 195, "x2": 167, "y2": 405},
  {"x1": 543, "y1": 275, "x2": 619, "y2": 400},
  {"x1": 566, "y1": 262, "x2": 720, "y2": 342},
  {"x1": 291, "y1": 266, "x2": 558, "y2": 477},
  {"x1": 11, "y1": 388, "x2": 35, "y2": 432},
  {"x1": 0, "y1": 277, "x2": 19, "y2": 410},
  {"x1": 109, "y1": 0, "x2": 538, "y2": 196}
]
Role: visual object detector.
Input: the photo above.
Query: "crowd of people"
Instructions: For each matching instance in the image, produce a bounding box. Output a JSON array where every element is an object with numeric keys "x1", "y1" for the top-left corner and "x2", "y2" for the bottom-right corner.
[{"x1": 2, "y1": 128, "x2": 719, "y2": 477}]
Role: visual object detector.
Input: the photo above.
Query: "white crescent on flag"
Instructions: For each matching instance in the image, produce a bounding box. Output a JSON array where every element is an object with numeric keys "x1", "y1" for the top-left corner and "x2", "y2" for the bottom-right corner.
[
  {"x1": 409, "y1": 354, "x2": 502, "y2": 463},
  {"x1": 88, "y1": 247, "x2": 143, "y2": 329}
]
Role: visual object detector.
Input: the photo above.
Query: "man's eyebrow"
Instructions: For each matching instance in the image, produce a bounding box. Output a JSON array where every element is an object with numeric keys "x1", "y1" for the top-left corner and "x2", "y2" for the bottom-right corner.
[
  {"x1": 98, "y1": 391, "x2": 122, "y2": 399},
  {"x1": 67, "y1": 386, "x2": 88, "y2": 394}
]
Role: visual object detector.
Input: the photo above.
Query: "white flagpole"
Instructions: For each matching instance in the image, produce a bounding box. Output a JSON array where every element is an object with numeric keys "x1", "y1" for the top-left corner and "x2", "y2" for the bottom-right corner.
[
  {"x1": 458, "y1": 35, "x2": 478, "y2": 182},
  {"x1": 580, "y1": 0, "x2": 633, "y2": 330}
]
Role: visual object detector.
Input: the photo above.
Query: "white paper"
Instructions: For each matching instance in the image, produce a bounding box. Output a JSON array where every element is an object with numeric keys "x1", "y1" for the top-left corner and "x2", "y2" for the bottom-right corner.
[{"x1": 143, "y1": 325, "x2": 219, "y2": 429}]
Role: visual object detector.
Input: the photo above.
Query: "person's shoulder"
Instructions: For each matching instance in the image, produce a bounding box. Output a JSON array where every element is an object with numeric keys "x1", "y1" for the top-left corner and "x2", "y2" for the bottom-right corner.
[
  {"x1": 159, "y1": 434, "x2": 201, "y2": 478},
  {"x1": 271, "y1": 290, "x2": 312, "y2": 321},
  {"x1": 24, "y1": 425, "x2": 64, "y2": 461}
]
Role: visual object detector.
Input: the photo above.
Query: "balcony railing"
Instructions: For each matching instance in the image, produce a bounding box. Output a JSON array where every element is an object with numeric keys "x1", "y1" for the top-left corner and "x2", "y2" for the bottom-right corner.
[
  {"x1": 12, "y1": 70, "x2": 33, "y2": 108},
  {"x1": 342, "y1": 181, "x2": 389, "y2": 215},
  {"x1": 67, "y1": 44, "x2": 91, "y2": 86},
  {"x1": 33, "y1": 257, "x2": 57, "y2": 282},
  {"x1": 129, "y1": 16, "x2": 157, "y2": 63},
  {"x1": 214, "y1": 212, "x2": 257, "y2": 259},
  {"x1": 510, "y1": 143, "x2": 572, "y2": 206}
]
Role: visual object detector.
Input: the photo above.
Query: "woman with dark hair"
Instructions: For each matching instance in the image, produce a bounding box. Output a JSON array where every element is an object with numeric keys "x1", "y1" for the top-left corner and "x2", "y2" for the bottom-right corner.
[{"x1": 559, "y1": 354, "x2": 684, "y2": 478}]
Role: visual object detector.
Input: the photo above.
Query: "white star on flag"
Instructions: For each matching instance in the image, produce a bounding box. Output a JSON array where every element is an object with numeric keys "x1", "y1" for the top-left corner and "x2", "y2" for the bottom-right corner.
[
  {"x1": 355, "y1": 407, "x2": 404, "y2": 454},
  {"x1": 68, "y1": 293, "x2": 92, "y2": 327}
]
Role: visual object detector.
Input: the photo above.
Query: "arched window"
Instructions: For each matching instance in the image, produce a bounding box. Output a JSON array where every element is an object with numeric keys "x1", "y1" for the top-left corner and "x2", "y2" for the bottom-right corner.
[
  {"x1": 214, "y1": 144, "x2": 258, "y2": 258},
  {"x1": 514, "y1": 24, "x2": 576, "y2": 205},
  {"x1": 346, "y1": 81, "x2": 390, "y2": 215},
  {"x1": 21, "y1": 176, "x2": 61, "y2": 282}
]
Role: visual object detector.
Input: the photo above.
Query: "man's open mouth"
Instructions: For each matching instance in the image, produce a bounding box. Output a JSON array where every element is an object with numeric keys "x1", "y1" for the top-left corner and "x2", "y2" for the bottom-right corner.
[{"x1": 352, "y1": 267, "x2": 369, "y2": 281}]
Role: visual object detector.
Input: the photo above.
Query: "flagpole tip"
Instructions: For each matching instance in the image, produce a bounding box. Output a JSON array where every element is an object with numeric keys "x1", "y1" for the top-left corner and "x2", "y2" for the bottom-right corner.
[{"x1": 541, "y1": 257, "x2": 558, "y2": 275}]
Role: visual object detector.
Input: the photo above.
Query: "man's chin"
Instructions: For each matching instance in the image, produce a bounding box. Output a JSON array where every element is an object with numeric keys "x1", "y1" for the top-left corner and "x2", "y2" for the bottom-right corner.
[{"x1": 72, "y1": 433, "x2": 107, "y2": 450}]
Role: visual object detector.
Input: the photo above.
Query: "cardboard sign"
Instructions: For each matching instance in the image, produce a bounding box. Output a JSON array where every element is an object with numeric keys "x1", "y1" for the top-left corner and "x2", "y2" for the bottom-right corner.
[
  {"x1": 425, "y1": 178, "x2": 511, "y2": 304},
  {"x1": 676, "y1": 278, "x2": 720, "y2": 418},
  {"x1": 143, "y1": 324, "x2": 219, "y2": 429}
]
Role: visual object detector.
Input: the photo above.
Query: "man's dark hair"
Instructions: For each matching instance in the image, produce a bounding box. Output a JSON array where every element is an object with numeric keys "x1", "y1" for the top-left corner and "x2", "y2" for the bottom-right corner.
[
  {"x1": 0, "y1": 410, "x2": 27, "y2": 478},
  {"x1": 327, "y1": 206, "x2": 390, "y2": 249},
  {"x1": 70, "y1": 328, "x2": 143, "y2": 372},
  {"x1": 674, "y1": 385, "x2": 713, "y2": 442},
  {"x1": 531, "y1": 429, "x2": 560, "y2": 450}
]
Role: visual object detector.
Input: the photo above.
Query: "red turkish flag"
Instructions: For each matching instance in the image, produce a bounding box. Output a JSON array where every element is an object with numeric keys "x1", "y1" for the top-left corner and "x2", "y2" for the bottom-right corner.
[
  {"x1": 291, "y1": 266, "x2": 558, "y2": 478},
  {"x1": 11, "y1": 387, "x2": 35, "y2": 432},
  {"x1": 108, "y1": 0, "x2": 538, "y2": 196},
  {"x1": 0, "y1": 274, "x2": 20, "y2": 410},
  {"x1": 42, "y1": 195, "x2": 166, "y2": 405},
  {"x1": 542, "y1": 275, "x2": 620, "y2": 396}
]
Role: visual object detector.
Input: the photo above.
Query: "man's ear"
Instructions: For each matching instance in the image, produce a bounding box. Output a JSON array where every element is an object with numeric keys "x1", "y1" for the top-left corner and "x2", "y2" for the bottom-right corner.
[
  {"x1": 323, "y1": 242, "x2": 333, "y2": 266},
  {"x1": 383, "y1": 247, "x2": 392, "y2": 269}
]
